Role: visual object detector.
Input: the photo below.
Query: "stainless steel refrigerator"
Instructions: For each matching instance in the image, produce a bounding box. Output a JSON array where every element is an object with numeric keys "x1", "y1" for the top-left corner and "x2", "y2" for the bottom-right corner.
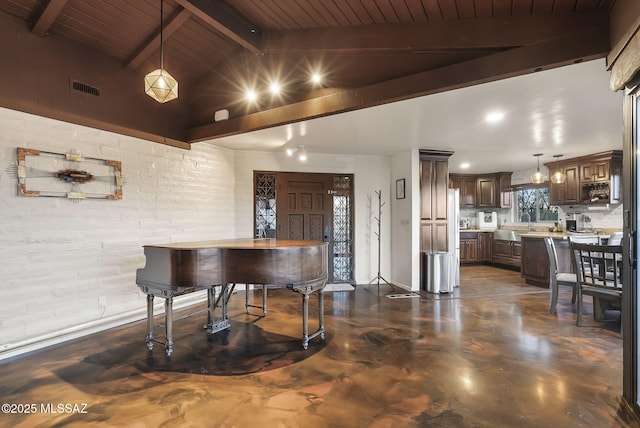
[{"x1": 447, "y1": 188, "x2": 460, "y2": 288}]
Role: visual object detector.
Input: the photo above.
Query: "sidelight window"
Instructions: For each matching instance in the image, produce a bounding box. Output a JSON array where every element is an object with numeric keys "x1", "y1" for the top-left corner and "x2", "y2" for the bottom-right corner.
[
  {"x1": 332, "y1": 176, "x2": 353, "y2": 282},
  {"x1": 255, "y1": 173, "x2": 277, "y2": 238}
]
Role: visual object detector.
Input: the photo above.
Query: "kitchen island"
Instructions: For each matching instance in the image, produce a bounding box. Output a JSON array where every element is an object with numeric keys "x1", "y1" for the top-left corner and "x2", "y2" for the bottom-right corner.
[{"x1": 519, "y1": 232, "x2": 601, "y2": 287}]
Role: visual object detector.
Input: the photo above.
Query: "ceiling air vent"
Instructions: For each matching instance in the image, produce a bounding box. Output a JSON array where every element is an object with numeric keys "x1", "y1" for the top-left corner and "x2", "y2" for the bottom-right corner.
[{"x1": 71, "y1": 80, "x2": 100, "y2": 97}]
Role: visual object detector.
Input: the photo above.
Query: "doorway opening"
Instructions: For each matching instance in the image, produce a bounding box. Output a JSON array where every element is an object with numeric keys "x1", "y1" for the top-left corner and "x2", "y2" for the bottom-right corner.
[{"x1": 254, "y1": 171, "x2": 354, "y2": 284}]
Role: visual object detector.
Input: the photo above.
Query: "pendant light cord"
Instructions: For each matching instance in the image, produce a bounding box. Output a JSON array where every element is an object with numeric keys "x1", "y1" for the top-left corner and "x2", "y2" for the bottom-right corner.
[{"x1": 160, "y1": 0, "x2": 164, "y2": 70}]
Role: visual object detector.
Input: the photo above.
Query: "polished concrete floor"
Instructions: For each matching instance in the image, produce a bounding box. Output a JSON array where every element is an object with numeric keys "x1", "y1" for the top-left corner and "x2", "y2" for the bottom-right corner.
[{"x1": 0, "y1": 265, "x2": 636, "y2": 427}]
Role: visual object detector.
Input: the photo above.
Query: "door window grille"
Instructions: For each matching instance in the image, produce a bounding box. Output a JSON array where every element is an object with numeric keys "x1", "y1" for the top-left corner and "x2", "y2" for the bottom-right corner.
[
  {"x1": 255, "y1": 173, "x2": 277, "y2": 238},
  {"x1": 332, "y1": 175, "x2": 353, "y2": 282}
]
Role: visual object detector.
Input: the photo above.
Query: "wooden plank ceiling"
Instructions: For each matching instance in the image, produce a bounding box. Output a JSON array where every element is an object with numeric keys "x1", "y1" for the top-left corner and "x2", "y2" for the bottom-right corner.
[{"x1": 1, "y1": 0, "x2": 616, "y2": 147}]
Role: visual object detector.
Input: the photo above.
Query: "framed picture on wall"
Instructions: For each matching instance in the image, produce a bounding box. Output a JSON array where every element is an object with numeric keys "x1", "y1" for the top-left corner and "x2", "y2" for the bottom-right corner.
[{"x1": 396, "y1": 178, "x2": 405, "y2": 199}]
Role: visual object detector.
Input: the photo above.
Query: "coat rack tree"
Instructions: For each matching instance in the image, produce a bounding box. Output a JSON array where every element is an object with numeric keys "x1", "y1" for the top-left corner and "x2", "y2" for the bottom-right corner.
[{"x1": 368, "y1": 190, "x2": 396, "y2": 291}]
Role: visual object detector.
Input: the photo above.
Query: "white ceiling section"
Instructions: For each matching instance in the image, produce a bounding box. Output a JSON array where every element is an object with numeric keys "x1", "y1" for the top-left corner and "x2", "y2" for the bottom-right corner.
[{"x1": 205, "y1": 59, "x2": 623, "y2": 174}]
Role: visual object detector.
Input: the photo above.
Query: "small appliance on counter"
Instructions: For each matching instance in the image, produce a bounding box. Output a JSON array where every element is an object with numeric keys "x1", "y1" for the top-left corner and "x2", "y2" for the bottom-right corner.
[
  {"x1": 460, "y1": 218, "x2": 470, "y2": 230},
  {"x1": 477, "y1": 211, "x2": 498, "y2": 231},
  {"x1": 565, "y1": 212, "x2": 578, "y2": 232}
]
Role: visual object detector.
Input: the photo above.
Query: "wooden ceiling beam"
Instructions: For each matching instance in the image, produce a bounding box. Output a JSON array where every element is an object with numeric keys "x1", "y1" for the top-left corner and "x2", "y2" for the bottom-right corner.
[
  {"x1": 31, "y1": 0, "x2": 69, "y2": 37},
  {"x1": 125, "y1": 8, "x2": 192, "y2": 70},
  {"x1": 263, "y1": 10, "x2": 608, "y2": 53},
  {"x1": 187, "y1": 27, "x2": 610, "y2": 143},
  {"x1": 175, "y1": 0, "x2": 262, "y2": 55}
]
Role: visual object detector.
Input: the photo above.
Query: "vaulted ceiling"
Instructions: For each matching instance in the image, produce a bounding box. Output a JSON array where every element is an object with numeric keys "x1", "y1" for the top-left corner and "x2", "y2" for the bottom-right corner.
[{"x1": 0, "y1": 0, "x2": 616, "y2": 150}]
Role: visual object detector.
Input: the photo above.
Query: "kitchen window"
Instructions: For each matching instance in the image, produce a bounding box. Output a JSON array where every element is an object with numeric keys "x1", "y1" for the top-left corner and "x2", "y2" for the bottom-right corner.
[{"x1": 515, "y1": 185, "x2": 558, "y2": 223}]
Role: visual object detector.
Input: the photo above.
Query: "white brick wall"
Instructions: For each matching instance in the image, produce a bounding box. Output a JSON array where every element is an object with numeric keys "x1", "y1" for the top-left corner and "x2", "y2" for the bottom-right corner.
[{"x1": 0, "y1": 108, "x2": 235, "y2": 355}]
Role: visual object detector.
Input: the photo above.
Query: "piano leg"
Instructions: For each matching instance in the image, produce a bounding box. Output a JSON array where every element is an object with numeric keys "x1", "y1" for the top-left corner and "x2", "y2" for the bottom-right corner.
[
  {"x1": 205, "y1": 284, "x2": 231, "y2": 334},
  {"x1": 245, "y1": 284, "x2": 268, "y2": 317},
  {"x1": 302, "y1": 293, "x2": 309, "y2": 349},
  {"x1": 146, "y1": 294, "x2": 154, "y2": 351},
  {"x1": 206, "y1": 288, "x2": 214, "y2": 328},
  {"x1": 300, "y1": 287, "x2": 326, "y2": 350},
  {"x1": 318, "y1": 288, "x2": 325, "y2": 340},
  {"x1": 262, "y1": 284, "x2": 268, "y2": 316},
  {"x1": 164, "y1": 297, "x2": 174, "y2": 357}
]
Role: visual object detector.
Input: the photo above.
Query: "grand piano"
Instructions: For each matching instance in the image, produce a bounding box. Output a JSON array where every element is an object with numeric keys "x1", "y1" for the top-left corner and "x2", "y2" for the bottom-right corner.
[{"x1": 136, "y1": 238, "x2": 328, "y2": 356}]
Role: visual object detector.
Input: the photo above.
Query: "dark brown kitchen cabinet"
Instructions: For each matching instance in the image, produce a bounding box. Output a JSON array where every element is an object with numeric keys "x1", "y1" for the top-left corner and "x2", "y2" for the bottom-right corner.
[
  {"x1": 581, "y1": 160, "x2": 610, "y2": 183},
  {"x1": 460, "y1": 231, "x2": 492, "y2": 263},
  {"x1": 498, "y1": 172, "x2": 513, "y2": 208},
  {"x1": 478, "y1": 232, "x2": 493, "y2": 262},
  {"x1": 476, "y1": 176, "x2": 496, "y2": 208},
  {"x1": 450, "y1": 172, "x2": 511, "y2": 208},
  {"x1": 564, "y1": 164, "x2": 581, "y2": 203},
  {"x1": 545, "y1": 151, "x2": 622, "y2": 205},
  {"x1": 521, "y1": 237, "x2": 550, "y2": 287},
  {"x1": 549, "y1": 164, "x2": 580, "y2": 205},
  {"x1": 492, "y1": 239, "x2": 521, "y2": 268},
  {"x1": 460, "y1": 232, "x2": 478, "y2": 263},
  {"x1": 420, "y1": 150, "x2": 452, "y2": 253},
  {"x1": 449, "y1": 175, "x2": 476, "y2": 208},
  {"x1": 521, "y1": 236, "x2": 573, "y2": 286}
]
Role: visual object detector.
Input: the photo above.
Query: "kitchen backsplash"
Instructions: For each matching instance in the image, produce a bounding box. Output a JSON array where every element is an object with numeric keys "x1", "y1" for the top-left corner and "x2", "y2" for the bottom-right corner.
[{"x1": 460, "y1": 204, "x2": 622, "y2": 231}]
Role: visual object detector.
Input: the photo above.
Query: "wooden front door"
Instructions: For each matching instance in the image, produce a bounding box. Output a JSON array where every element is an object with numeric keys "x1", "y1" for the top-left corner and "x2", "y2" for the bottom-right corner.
[
  {"x1": 277, "y1": 172, "x2": 333, "y2": 242},
  {"x1": 254, "y1": 171, "x2": 354, "y2": 284}
]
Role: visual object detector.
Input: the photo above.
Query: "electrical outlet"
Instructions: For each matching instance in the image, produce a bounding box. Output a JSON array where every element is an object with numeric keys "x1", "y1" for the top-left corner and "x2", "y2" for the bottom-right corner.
[{"x1": 99, "y1": 296, "x2": 107, "y2": 308}]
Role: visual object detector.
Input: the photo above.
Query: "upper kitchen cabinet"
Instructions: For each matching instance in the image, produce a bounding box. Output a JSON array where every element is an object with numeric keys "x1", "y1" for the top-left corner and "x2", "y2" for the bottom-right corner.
[
  {"x1": 450, "y1": 172, "x2": 512, "y2": 208},
  {"x1": 476, "y1": 176, "x2": 496, "y2": 208},
  {"x1": 449, "y1": 175, "x2": 477, "y2": 208},
  {"x1": 545, "y1": 151, "x2": 622, "y2": 205},
  {"x1": 498, "y1": 172, "x2": 513, "y2": 208}
]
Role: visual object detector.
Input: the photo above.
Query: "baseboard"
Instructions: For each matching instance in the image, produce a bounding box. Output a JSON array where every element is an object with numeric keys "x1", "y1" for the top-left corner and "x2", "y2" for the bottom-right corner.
[{"x1": 0, "y1": 291, "x2": 208, "y2": 362}]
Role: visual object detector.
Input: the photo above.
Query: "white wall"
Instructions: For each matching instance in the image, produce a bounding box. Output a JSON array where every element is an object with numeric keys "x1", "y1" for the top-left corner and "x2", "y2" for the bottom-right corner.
[
  {"x1": 390, "y1": 149, "x2": 420, "y2": 290},
  {"x1": 0, "y1": 108, "x2": 236, "y2": 358},
  {"x1": 233, "y1": 151, "x2": 391, "y2": 284}
]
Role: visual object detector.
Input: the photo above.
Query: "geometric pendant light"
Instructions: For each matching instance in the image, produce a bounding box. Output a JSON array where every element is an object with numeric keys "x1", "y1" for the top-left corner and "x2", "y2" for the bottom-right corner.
[
  {"x1": 144, "y1": 0, "x2": 178, "y2": 103},
  {"x1": 530, "y1": 153, "x2": 546, "y2": 184}
]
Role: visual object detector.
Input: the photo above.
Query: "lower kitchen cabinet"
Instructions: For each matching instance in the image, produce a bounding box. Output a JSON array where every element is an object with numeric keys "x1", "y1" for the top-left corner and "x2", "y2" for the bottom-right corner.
[
  {"x1": 492, "y1": 239, "x2": 521, "y2": 268},
  {"x1": 460, "y1": 231, "x2": 492, "y2": 264},
  {"x1": 460, "y1": 232, "x2": 478, "y2": 263},
  {"x1": 478, "y1": 232, "x2": 493, "y2": 262}
]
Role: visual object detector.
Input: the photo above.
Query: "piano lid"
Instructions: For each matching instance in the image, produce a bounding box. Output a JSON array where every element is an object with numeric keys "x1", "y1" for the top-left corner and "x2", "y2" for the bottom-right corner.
[{"x1": 143, "y1": 238, "x2": 327, "y2": 251}]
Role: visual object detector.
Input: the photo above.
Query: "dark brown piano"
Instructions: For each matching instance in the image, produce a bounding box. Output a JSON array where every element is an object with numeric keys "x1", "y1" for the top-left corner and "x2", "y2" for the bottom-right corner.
[{"x1": 136, "y1": 238, "x2": 328, "y2": 356}]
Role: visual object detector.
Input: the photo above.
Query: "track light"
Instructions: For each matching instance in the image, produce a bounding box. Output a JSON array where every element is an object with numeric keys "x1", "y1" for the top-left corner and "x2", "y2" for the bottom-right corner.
[{"x1": 285, "y1": 145, "x2": 308, "y2": 161}]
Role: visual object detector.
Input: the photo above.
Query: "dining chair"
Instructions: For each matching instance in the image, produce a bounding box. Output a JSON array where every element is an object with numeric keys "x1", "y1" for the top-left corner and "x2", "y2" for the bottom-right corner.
[
  {"x1": 567, "y1": 235, "x2": 601, "y2": 276},
  {"x1": 571, "y1": 242, "x2": 623, "y2": 328},
  {"x1": 544, "y1": 237, "x2": 577, "y2": 314}
]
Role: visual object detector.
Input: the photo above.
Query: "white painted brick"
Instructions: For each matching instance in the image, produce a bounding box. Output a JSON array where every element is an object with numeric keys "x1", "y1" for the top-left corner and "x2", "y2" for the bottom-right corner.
[{"x1": 0, "y1": 107, "x2": 236, "y2": 348}]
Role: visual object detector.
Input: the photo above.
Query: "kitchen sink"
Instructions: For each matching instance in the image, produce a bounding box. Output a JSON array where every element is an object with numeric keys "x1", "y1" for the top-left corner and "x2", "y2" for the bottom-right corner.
[{"x1": 492, "y1": 230, "x2": 524, "y2": 242}]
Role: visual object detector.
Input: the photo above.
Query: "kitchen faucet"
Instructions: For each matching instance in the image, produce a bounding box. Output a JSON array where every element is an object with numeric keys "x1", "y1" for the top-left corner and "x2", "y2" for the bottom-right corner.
[{"x1": 522, "y1": 212, "x2": 532, "y2": 231}]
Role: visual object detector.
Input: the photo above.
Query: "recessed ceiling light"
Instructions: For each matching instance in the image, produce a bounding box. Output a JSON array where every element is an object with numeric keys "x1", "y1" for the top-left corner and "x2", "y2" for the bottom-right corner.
[
  {"x1": 245, "y1": 89, "x2": 257, "y2": 103},
  {"x1": 311, "y1": 72, "x2": 322, "y2": 85},
  {"x1": 485, "y1": 111, "x2": 505, "y2": 123},
  {"x1": 460, "y1": 162, "x2": 470, "y2": 169},
  {"x1": 269, "y1": 81, "x2": 281, "y2": 95}
]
